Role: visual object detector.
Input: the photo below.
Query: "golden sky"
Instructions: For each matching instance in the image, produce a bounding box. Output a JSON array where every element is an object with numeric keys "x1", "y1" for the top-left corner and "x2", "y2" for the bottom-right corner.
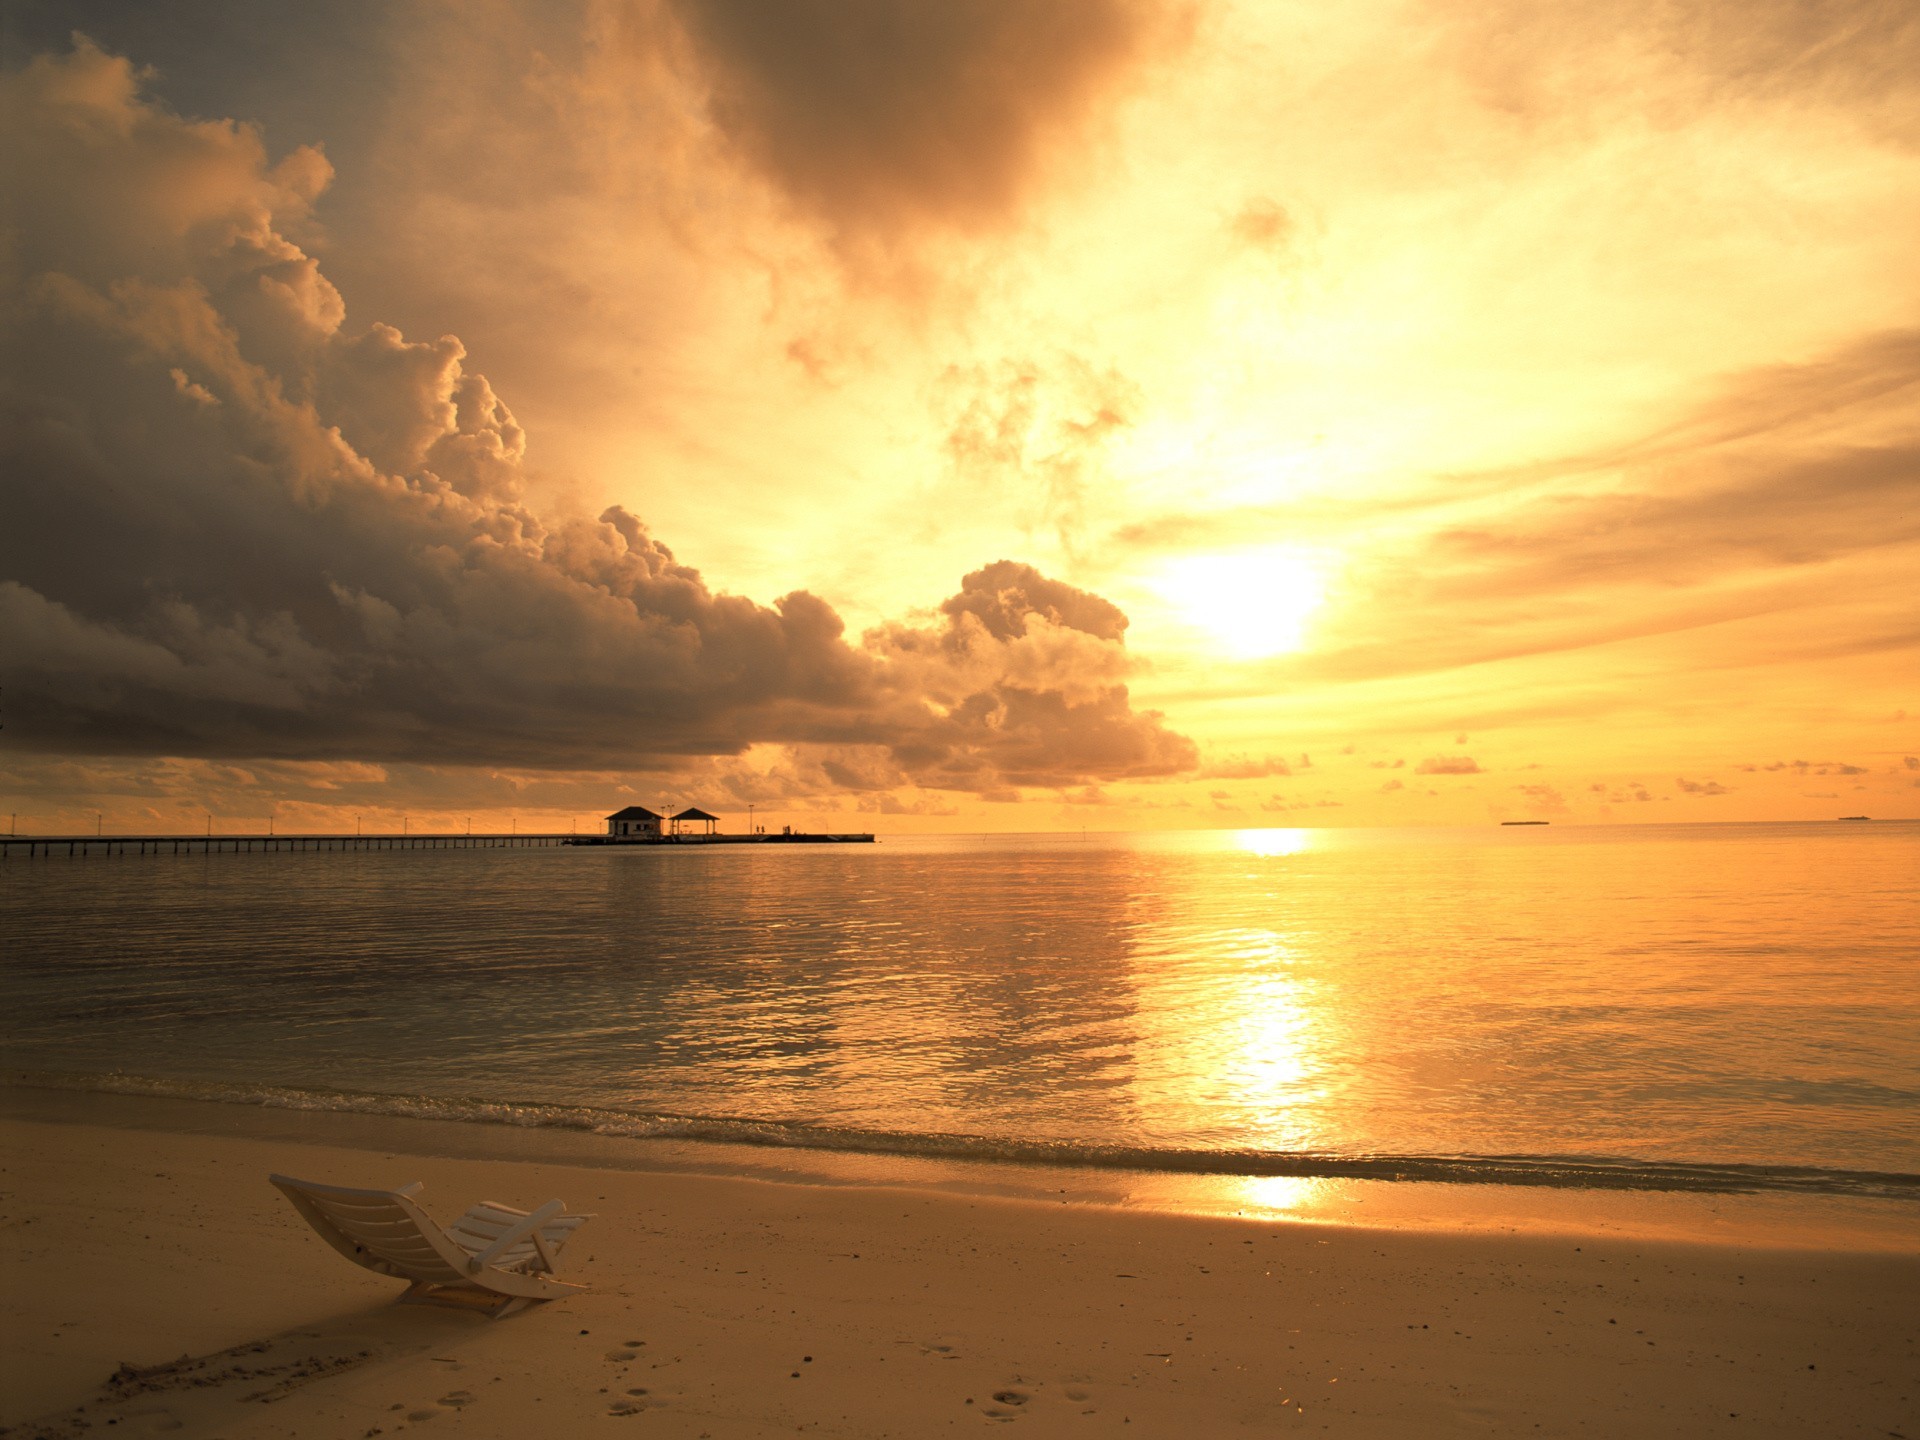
[{"x1": 2, "y1": 0, "x2": 1916, "y2": 831}]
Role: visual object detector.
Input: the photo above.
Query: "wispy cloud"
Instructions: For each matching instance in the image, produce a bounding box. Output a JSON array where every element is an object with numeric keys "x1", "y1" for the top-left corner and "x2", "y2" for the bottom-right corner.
[{"x1": 1415, "y1": 756, "x2": 1482, "y2": 775}]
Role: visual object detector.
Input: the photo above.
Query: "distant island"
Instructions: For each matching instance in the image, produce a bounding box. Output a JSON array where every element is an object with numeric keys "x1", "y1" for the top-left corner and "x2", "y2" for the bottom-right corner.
[
  {"x1": 1501, "y1": 820, "x2": 1550, "y2": 826},
  {"x1": 1838, "y1": 815, "x2": 1871, "y2": 822}
]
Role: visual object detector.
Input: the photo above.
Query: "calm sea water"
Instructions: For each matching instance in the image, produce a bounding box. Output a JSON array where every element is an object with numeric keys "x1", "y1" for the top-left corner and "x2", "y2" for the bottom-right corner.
[{"x1": 3, "y1": 824, "x2": 1916, "y2": 1197}]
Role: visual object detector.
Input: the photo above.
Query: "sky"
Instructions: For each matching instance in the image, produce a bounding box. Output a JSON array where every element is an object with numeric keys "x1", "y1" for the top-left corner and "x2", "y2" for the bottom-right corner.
[{"x1": 2, "y1": 0, "x2": 1917, "y2": 834}]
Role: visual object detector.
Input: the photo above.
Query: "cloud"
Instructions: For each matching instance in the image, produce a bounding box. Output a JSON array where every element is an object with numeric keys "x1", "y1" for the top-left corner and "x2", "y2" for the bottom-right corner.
[
  {"x1": 1733, "y1": 759, "x2": 1870, "y2": 775},
  {"x1": 1415, "y1": 755, "x2": 1482, "y2": 775},
  {"x1": 1676, "y1": 777, "x2": 1732, "y2": 795},
  {"x1": 1200, "y1": 754, "x2": 1292, "y2": 779},
  {"x1": 0, "y1": 41, "x2": 1193, "y2": 795},
  {"x1": 665, "y1": 0, "x2": 1165, "y2": 244},
  {"x1": 1426, "y1": 438, "x2": 1920, "y2": 598},
  {"x1": 939, "y1": 356, "x2": 1140, "y2": 551},
  {"x1": 1259, "y1": 794, "x2": 1342, "y2": 812},
  {"x1": 1060, "y1": 785, "x2": 1116, "y2": 807},
  {"x1": 1110, "y1": 329, "x2": 1920, "y2": 694},
  {"x1": 1588, "y1": 780, "x2": 1655, "y2": 803},
  {"x1": 1228, "y1": 196, "x2": 1292, "y2": 251},
  {"x1": 1513, "y1": 782, "x2": 1568, "y2": 813},
  {"x1": 1431, "y1": 0, "x2": 1920, "y2": 149}
]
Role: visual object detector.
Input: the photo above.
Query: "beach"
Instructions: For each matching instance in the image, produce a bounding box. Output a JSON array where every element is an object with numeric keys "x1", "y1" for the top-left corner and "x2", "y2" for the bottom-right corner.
[
  {"x1": 4, "y1": 1092, "x2": 1914, "y2": 1439},
  {"x1": 10, "y1": 8, "x2": 1920, "y2": 1434}
]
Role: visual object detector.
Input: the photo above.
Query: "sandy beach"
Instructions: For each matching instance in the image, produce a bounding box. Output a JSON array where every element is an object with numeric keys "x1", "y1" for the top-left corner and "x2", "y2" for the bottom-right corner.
[{"x1": 1, "y1": 1093, "x2": 1913, "y2": 1439}]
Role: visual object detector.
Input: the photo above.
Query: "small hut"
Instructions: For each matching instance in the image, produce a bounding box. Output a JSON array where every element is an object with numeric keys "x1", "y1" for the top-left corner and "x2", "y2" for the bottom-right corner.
[
  {"x1": 671, "y1": 806, "x2": 719, "y2": 837},
  {"x1": 606, "y1": 805, "x2": 664, "y2": 839}
]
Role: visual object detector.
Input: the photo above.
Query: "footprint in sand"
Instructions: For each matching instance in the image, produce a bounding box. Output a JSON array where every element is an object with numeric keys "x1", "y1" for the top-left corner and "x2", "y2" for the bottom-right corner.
[
  {"x1": 980, "y1": 1387, "x2": 1032, "y2": 1421},
  {"x1": 123, "y1": 1407, "x2": 186, "y2": 1431},
  {"x1": 438, "y1": 1390, "x2": 474, "y2": 1407},
  {"x1": 609, "y1": 1398, "x2": 646, "y2": 1416}
]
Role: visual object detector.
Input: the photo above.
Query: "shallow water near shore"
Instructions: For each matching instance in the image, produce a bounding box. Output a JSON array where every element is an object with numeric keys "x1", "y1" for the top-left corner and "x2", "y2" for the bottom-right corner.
[
  {"x1": 6, "y1": 1084, "x2": 1916, "y2": 1253},
  {"x1": 4, "y1": 822, "x2": 1917, "y2": 1211}
]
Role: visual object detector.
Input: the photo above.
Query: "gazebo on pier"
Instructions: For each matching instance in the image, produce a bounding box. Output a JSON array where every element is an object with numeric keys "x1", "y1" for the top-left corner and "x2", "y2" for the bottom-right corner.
[
  {"x1": 605, "y1": 805, "x2": 664, "y2": 839},
  {"x1": 671, "y1": 807, "x2": 719, "y2": 837}
]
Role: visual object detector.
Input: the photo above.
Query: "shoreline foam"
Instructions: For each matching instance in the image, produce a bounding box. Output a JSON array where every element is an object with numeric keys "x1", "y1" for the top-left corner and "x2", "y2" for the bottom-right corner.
[
  {"x1": 12, "y1": 1067, "x2": 1917, "y2": 1201},
  {"x1": 7, "y1": 1080, "x2": 1917, "y2": 1256}
]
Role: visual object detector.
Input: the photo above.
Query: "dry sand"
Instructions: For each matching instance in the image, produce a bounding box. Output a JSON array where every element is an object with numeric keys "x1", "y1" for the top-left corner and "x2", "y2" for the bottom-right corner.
[{"x1": 1, "y1": 1096, "x2": 1914, "y2": 1439}]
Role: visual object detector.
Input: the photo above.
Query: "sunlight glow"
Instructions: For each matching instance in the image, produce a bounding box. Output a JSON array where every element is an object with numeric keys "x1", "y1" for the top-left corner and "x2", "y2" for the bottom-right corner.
[
  {"x1": 1236, "y1": 827, "x2": 1312, "y2": 857},
  {"x1": 1155, "y1": 547, "x2": 1327, "y2": 658}
]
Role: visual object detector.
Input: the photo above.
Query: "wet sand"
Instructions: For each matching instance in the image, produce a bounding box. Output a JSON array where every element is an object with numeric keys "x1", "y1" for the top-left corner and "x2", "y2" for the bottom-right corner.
[{"x1": 1, "y1": 1096, "x2": 1915, "y2": 1438}]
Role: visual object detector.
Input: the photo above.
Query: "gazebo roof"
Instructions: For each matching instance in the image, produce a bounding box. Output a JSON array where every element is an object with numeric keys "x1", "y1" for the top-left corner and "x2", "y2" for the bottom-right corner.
[
  {"x1": 672, "y1": 807, "x2": 720, "y2": 822},
  {"x1": 606, "y1": 805, "x2": 663, "y2": 821}
]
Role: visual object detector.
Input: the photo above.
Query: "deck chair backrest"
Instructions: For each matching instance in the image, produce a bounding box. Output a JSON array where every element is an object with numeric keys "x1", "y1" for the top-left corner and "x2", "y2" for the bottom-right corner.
[
  {"x1": 271, "y1": 1176, "x2": 468, "y2": 1283},
  {"x1": 446, "y1": 1201, "x2": 587, "y2": 1274}
]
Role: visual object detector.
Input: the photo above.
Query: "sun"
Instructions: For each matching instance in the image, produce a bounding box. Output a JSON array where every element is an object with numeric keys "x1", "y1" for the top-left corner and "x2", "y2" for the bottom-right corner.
[{"x1": 1154, "y1": 547, "x2": 1328, "y2": 658}]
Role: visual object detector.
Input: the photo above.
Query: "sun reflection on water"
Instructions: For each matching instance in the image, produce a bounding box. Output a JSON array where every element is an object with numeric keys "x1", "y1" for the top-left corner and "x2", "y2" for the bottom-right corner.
[
  {"x1": 1129, "y1": 914, "x2": 1333, "y2": 1155},
  {"x1": 1233, "y1": 1174, "x2": 1335, "y2": 1216}
]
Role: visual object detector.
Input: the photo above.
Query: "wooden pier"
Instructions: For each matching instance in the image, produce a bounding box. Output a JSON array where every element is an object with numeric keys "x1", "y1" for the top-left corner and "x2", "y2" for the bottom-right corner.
[
  {"x1": 0, "y1": 832, "x2": 577, "y2": 858},
  {"x1": 1, "y1": 831, "x2": 875, "y2": 858}
]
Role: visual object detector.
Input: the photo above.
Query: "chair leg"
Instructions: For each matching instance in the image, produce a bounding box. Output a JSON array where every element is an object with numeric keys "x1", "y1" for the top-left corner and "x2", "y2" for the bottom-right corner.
[
  {"x1": 398, "y1": 1282, "x2": 523, "y2": 1315},
  {"x1": 490, "y1": 1296, "x2": 538, "y2": 1320}
]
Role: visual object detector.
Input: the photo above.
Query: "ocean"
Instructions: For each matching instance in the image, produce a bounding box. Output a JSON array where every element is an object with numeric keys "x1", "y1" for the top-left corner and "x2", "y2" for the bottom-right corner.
[{"x1": 4, "y1": 822, "x2": 1917, "y2": 1208}]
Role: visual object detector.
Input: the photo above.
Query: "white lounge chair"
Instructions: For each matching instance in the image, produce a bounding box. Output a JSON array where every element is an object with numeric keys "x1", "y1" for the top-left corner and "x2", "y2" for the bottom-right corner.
[{"x1": 269, "y1": 1174, "x2": 591, "y2": 1317}]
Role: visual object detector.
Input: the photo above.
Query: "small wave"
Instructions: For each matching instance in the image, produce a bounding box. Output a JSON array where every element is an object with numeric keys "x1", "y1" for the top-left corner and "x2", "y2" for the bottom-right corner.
[{"x1": 10, "y1": 1068, "x2": 1918, "y2": 1201}]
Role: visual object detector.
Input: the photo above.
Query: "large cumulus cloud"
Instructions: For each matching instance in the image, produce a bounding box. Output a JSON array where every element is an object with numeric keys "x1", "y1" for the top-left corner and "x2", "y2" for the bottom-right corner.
[{"x1": 0, "y1": 41, "x2": 1193, "y2": 792}]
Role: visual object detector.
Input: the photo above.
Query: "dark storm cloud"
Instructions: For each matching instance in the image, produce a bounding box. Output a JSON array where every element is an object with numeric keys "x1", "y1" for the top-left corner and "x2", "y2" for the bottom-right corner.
[
  {"x1": 665, "y1": 0, "x2": 1163, "y2": 239},
  {"x1": 0, "y1": 42, "x2": 1193, "y2": 793}
]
